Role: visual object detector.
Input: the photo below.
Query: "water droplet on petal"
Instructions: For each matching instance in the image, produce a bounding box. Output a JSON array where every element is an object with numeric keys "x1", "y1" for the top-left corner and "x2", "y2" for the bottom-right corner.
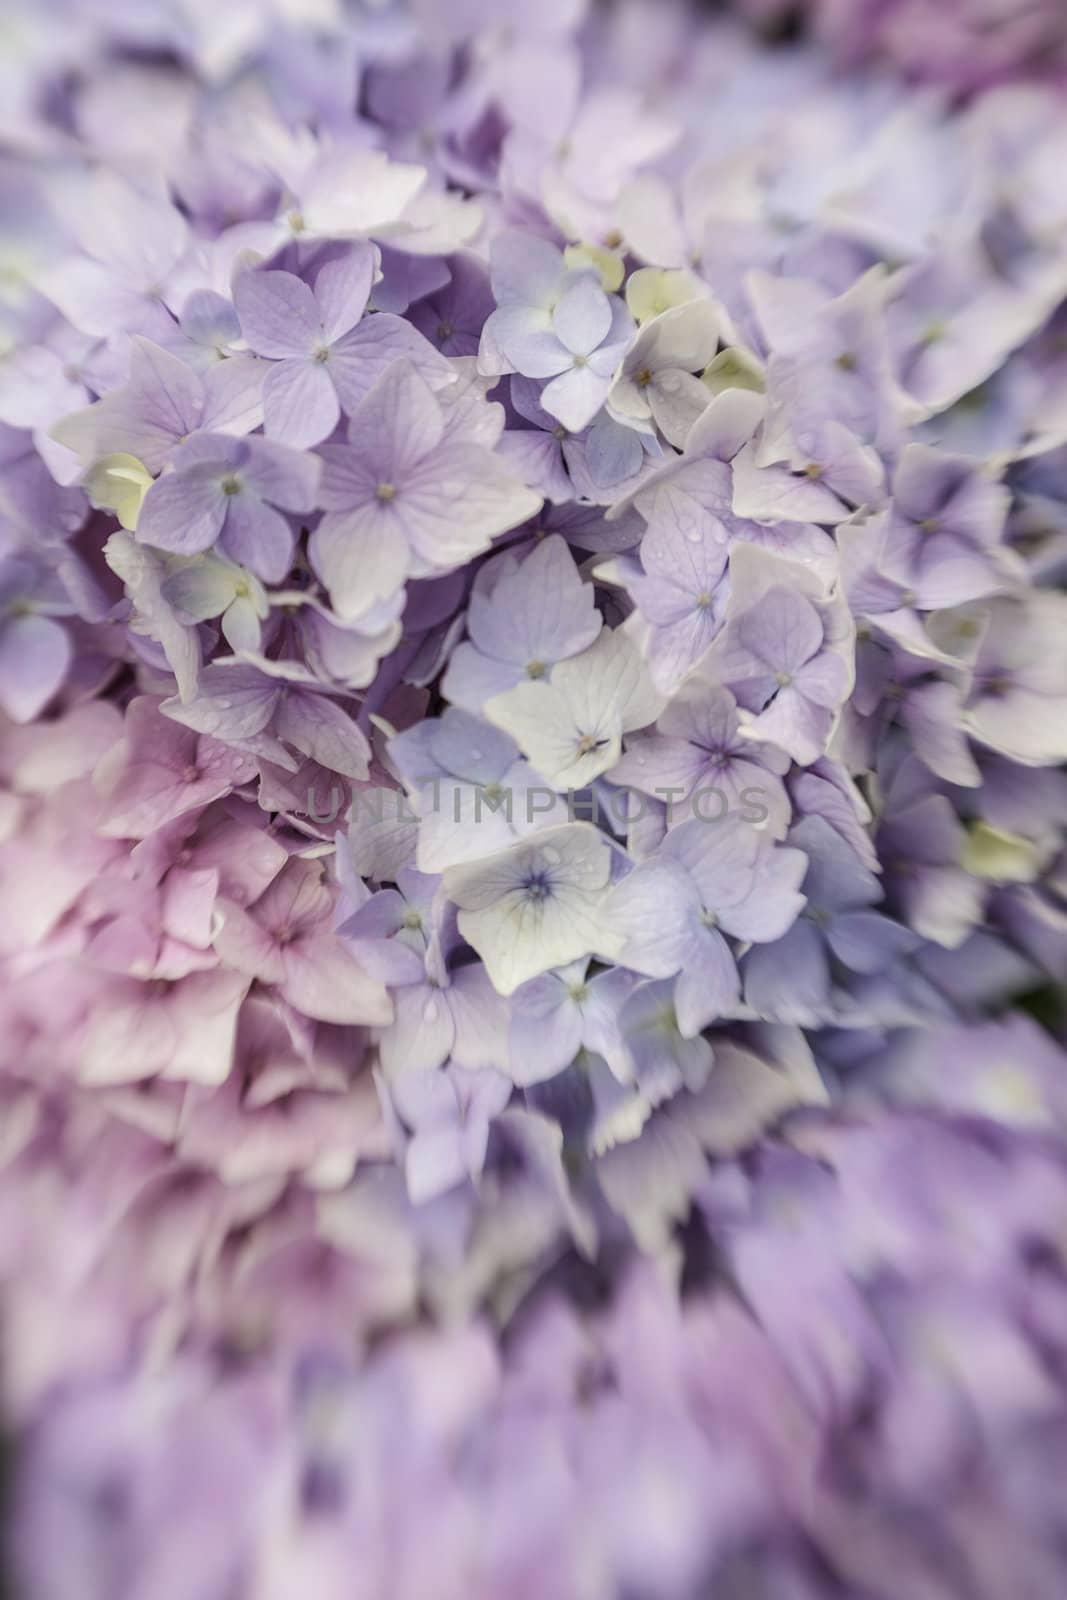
[{"x1": 542, "y1": 846, "x2": 561, "y2": 866}]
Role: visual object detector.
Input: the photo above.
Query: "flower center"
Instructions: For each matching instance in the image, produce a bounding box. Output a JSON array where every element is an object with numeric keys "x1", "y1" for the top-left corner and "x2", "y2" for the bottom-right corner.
[
  {"x1": 775, "y1": 670, "x2": 793, "y2": 687},
  {"x1": 220, "y1": 474, "x2": 242, "y2": 497},
  {"x1": 525, "y1": 659, "x2": 546, "y2": 679},
  {"x1": 312, "y1": 345, "x2": 330, "y2": 364},
  {"x1": 375, "y1": 482, "x2": 397, "y2": 503},
  {"x1": 523, "y1": 872, "x2": 552, "y2": 904}
]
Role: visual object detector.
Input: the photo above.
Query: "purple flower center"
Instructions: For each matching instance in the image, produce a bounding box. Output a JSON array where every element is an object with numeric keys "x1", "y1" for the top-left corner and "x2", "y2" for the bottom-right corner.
[{"x1": 522, "y1": 872, "x2": 552, "y2": 904}]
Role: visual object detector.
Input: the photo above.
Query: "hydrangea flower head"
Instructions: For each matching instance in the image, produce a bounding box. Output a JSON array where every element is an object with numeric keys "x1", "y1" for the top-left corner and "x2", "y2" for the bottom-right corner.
[{"x1": 4, "y1": 1, "x2": 1067, "y2": 1594}]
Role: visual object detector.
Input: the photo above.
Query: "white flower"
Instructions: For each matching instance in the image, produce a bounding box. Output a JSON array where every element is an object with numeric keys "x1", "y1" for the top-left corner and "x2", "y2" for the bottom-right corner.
[
  {"x1": 161, "y1": 554, "x2": 269, "y2": 653},
  {"x1": 484, "y1": 626, "x2": 663, "y2": 790},
  {"x1": 442, "y1": 823, "x2": 620, "y2": 995},
  {"x1": 609, "y1": 297, "x2": 720, "y2": 447}
]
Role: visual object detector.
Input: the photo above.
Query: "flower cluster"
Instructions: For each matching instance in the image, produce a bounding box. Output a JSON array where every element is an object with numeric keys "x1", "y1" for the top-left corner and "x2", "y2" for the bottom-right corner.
[
  {"x1": 740, "y1": 0, "x2": 1067, "y2": 88},
  {"x1": 2, "y1": 0, "x2": 1067, "y2": 1593},
  {"x1": 14, "y1": 1105, "x2": 1067, "y2": 1600}
]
